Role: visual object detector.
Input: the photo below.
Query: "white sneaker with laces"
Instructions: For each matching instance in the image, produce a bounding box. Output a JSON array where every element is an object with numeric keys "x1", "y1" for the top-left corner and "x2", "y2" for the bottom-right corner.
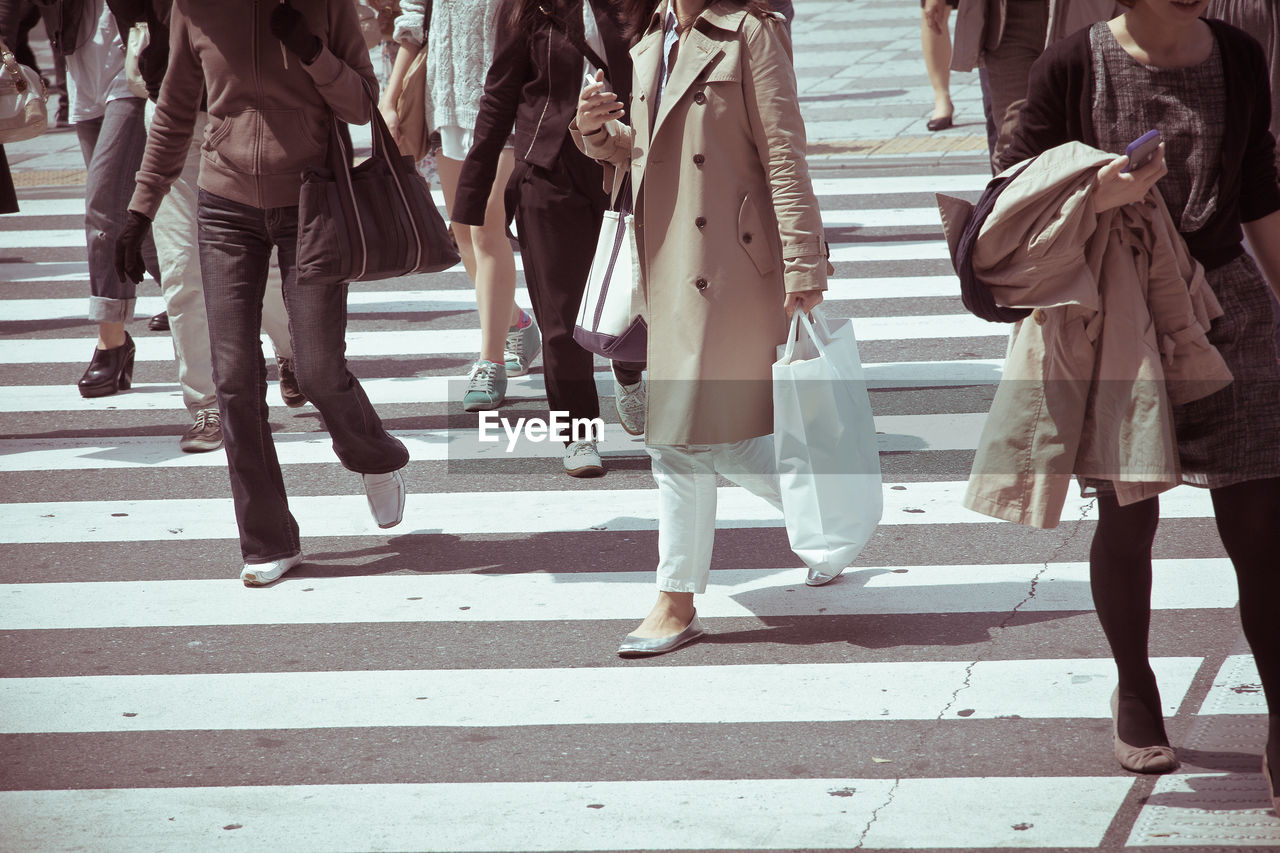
[
  {"x1": 563, "y1": 439, "x2": 605, "y2": 477},
  {"x1": 614, "y1": 379, "x2": 646, "y2": 436},
  {"x1": 240, "y1": 552, "x2": 304, "y2": 587},
  {"x1": 363, "y1": 469, "x2": 406, "y2": 529}
]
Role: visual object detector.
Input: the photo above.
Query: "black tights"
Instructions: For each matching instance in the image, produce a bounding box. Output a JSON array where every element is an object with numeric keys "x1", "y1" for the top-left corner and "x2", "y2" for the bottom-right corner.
[{"x1": 1090, "y1": 478, "x2": 1280, "y2": 773}]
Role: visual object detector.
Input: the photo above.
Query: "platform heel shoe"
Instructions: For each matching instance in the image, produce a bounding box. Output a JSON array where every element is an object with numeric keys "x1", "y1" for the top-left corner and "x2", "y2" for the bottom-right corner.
[{"x1": 77, "y1": 332, "x2": 136, "y2": 398}]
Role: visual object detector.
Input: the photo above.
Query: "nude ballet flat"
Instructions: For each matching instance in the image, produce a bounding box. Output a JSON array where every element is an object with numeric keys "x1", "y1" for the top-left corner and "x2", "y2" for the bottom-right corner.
[{"x1": 1111, "y1": 688, "x2": 1177, "y2": 774}]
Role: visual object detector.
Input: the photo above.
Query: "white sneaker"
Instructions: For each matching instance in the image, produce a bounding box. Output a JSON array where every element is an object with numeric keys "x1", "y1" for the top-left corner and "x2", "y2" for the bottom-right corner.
[
  {"x1": 363, "y1": 469, "x2": 406, "y2": 529},
  {"x1": 240, "y1": 552, "x2": 304, "y2": 587},
  {"x1": 563, "y1": 439, "x2": 605, "y2": 477},
  {"x1": 614, "y1": 378, "x2": 646, "y2": 436}
]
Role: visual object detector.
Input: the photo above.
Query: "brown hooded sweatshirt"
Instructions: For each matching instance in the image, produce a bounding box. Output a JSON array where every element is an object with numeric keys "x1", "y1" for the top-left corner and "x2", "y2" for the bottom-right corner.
[{"x1": 129, "y1": 0, "x2": 377, "y2": 218}]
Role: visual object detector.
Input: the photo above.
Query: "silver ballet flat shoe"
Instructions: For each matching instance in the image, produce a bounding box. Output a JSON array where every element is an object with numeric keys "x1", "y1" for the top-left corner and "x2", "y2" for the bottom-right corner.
[
  {"x1": 805, "y1": 566, "x2": 843, "y2": 587},
  {"x1": 617, "y1": 615, "x2": 705, "y2": 657}
]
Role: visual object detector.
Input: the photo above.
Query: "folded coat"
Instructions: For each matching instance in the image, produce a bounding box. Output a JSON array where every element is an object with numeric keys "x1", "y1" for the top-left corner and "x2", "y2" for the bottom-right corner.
[{"x1": 938, "y1": 141, "x2": 1234, "y2": 528}]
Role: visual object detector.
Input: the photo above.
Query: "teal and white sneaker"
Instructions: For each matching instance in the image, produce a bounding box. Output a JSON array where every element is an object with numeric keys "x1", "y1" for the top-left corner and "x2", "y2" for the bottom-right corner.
[
  {"x1": 462, "y1": 359, "x2": 507, "y2": 412},
  {"x1": 504, "y1": 314, "x2": 541, "y2": 376}
]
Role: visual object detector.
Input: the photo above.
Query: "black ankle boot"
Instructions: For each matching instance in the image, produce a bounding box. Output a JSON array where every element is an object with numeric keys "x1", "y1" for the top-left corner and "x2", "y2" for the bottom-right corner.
[{"x1": 78, "y1": 332, "x2": 135, "y2": 398}]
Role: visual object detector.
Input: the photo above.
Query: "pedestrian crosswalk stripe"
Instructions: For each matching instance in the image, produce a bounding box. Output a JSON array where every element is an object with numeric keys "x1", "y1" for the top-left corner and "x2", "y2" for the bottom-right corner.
[
  {"x1": 0, "y1": 315, "x2": 999, "y2": 364},
  {"x1": 0, "y1": 776, "x2": 1135, "y2": 851},
  {"x1": 0, "y1": 559, "x2": 1238, "y2": 631},
  {"x1": 0, "y1": 360, "x2": 1006, "y2": 412},
  {"x1": 0, "y1": 483, "x2": 1218, "y2": 544},
  {"x1": 0, "y1": 412, "x2": 989, "y2": 470},
  {"x1": 2, "y1": 275, "x2": 965, "y2": 321},
  {"x1": 1198, "y1": 655, "x2": 1269, "y2": 716},
  {"x1": 0, "y1": 658, "x2": 1202, "y2": 733}
]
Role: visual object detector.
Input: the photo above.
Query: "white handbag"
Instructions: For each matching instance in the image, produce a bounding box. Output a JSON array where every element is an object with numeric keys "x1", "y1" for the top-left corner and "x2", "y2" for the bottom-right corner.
[
  {"x1": 573, "y1": 169, "x2": 647, "y2": 362},
  {"x1": 0, "y1": 40, "x2": 47, "y2": 144},
  {"x1": 773, "y1": 308, "x2": 883, "y2": 579}
]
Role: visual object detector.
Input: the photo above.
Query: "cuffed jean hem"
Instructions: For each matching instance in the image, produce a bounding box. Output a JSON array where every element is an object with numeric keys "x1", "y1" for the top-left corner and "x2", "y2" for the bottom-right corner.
[
  {"x1": 657, "y1": 578, "x2": 707, "y2": 595},
  {"x1": 244, "y1": 549, "x2": 302, "y2": 566},
  {"x1": 88, "y1": 296, "x2": 136, "y2": 324}
]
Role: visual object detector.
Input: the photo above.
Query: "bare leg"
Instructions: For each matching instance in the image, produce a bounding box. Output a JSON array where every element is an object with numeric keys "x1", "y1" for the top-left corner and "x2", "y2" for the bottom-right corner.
[
  {"x1": 921, "y1": 3, "x2": 954, "y2": 122},
  {"x1": 436, "y1": 153, "x2": 519, "y2": 364},
  {"x1": 98, "y1": 321, "x2": 126, "y2": 349}
]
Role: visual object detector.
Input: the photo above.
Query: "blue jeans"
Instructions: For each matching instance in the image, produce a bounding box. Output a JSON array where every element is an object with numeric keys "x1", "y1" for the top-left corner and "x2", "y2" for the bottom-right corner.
[
  {"x1": 77, "y1": 96, "x2": 153, "y2": 323},
  {"x1": 197, "y1": 189, "x2": 409, "y2": 563}
]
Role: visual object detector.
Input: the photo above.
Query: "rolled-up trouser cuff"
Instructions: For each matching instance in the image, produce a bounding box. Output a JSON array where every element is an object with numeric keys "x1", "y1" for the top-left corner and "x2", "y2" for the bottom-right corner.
[
  {"x1": 657, "y1": 578, "x2": 706, "y2": 595},
  {"x1": 88, "y1": 296, "x2": 135, "y2": 324}
]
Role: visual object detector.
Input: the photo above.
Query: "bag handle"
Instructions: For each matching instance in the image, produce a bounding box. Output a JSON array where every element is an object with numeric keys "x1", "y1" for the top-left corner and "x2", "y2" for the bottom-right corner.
[
  {"x1": 779, "y1": 306, "x2": 832, "y2": 364},
  {"x1": 0, "y1": 40, "x2": 30, "y2": 94},
  {"x1": 608, "y1": 167, "x2": 632, "y2": 215}
]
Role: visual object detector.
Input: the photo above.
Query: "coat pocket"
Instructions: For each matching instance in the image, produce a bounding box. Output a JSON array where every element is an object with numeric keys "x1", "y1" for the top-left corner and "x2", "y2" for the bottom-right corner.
[{"x1": 737, "y1": 194, "x2": 776, "y2": 276}]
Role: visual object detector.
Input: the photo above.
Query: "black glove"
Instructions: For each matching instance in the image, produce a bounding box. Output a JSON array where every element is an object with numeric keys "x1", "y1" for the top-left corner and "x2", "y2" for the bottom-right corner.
[
  {"x1": 270, "y1": 1, "x2": 323, "y2": 64},
  {"x1": 114, "y1": 210, "x2": 152, "y2": 285}
]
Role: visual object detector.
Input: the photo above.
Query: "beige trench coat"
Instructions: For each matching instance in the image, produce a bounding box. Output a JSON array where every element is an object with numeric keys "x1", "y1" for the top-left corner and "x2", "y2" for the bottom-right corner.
[
  {"x1": 937, "y1": 142, "x2": 1233, "y2": 529},
  {"x1": 575, "y1": 0, "x2": 827, "y2": 446}
]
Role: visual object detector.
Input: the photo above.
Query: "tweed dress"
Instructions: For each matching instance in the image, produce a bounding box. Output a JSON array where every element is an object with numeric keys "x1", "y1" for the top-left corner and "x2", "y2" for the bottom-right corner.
[{"x1": 1087, "y1": 22, "x2": 1280, "y2": 490}]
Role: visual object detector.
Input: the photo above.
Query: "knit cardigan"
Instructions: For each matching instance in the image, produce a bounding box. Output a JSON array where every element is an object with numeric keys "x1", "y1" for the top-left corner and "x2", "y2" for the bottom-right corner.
[{"x1": 393, "y1": 0, "x2": 500, "y2": 134}]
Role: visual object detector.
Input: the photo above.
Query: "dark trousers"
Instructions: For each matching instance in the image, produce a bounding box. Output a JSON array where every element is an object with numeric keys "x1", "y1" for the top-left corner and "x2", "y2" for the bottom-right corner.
[
  {"x1": 508, "y1": 144, "x2": 643, "y2": 427},
  {"x1": 196, "y1": 189, "x2": 409, "y2": 563}
]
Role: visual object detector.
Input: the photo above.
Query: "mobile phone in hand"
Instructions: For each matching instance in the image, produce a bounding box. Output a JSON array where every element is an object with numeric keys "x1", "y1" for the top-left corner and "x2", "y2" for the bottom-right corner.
[
  {"x1": 583, "y1": 70, "x2": 621, "y2": 137},
  {"x1": 1122, "y1": 129, "x2": 1162, "y2": 173}
]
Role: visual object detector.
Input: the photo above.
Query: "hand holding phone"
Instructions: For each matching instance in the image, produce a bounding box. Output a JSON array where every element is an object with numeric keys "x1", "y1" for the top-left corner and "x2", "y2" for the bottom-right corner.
[
  {"x1": 1122, "y1": 129, "x2": 1162, "y2": 173},
  {"x1": 581, "y1": 69, "x2": 622, "y2": 136}
]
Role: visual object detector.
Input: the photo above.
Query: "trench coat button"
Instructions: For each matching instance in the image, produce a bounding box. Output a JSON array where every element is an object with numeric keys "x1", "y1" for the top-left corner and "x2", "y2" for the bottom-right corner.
[
  {"x1": 742, "y1": 232, "x2": 752, "y2": 243},
  {"x1": 693, "y1": 153, "x2": 705, "y2": 166},
  {"x1": 695, "y1": 216, "x2": 707, "y2": 228},
  {"x1": 1033, "y1": 309, "x2": 1046, "y2": 325},
  {"x1": 695, "y1": 277, "x2": 709, "y2": 290},
  {"x1": 693, "y1": 91, "x2": 706, "y2": 105}
]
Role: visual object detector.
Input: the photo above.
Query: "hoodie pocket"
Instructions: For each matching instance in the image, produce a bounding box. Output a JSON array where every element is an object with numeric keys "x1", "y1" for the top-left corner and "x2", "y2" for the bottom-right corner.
[
  {"x1": 205, "y1": 109, "x2": 328, "y2": 177},
  {"x1": 737, "y1": 194, "x2": 776, "y2": 277}
]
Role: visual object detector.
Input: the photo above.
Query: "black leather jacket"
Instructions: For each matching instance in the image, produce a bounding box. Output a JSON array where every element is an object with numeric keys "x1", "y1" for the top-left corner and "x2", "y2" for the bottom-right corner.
[{"x1": 452, "y1": 0, "x2": 631, "y2": 226}]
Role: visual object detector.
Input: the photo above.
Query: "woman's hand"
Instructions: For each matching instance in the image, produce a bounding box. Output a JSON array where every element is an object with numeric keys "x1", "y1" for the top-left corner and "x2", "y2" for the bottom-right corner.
[
  {"x1": 378, "y1": 99, "x2": 401, "y2": 144},
  {"x1": 1093, "y1": 143, "x2": 1167, "y2": 212},
  {"x1": 784, "y1": 289, "x2": 824, "y2": 319},
  {"x1": 576, "y1": 69, "x2": 624, "y2": 136}
]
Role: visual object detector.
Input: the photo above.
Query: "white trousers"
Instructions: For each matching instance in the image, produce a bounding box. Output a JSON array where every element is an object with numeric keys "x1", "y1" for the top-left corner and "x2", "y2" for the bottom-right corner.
[
  {"x1": 144, "y1": 103, "x2": 292, "y2": 415},
  {"x1": 648, "y1": 436, "x2": 783, "y2": 594}
]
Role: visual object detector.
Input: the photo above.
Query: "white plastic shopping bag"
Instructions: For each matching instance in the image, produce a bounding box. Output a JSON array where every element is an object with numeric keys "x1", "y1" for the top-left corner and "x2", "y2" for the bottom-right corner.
[{"x1": 773, "y1": 308, "x2": 883, "y2": 579}]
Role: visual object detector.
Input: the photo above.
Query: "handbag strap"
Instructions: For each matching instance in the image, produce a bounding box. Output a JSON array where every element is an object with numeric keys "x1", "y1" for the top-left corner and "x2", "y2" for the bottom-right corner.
[
  {"x1": 608, "y1": 167, "x2": 632, "y2": 215},
  {"x1": 0, "y1": 41, "x2": 29, "y2": 94}
]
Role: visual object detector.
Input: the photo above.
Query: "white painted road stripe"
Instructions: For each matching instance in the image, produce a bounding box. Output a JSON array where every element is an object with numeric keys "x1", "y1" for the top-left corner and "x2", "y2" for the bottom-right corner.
[
  {"x1": 0, "y1": 483, "x2": 1218, "y2": 543},
  {"x1": 1, "y1": 276, "x2": 963, "y2": 321},
  {"x1": 0, "y1": 658, "x2": 1201, "y2": 732},
  {"x1": 0, "y1": 777, "x2": 1133, "y2": 852},
  {"x1": 1196, "y1": 655, "x2": 1269, "y2": 716},
  {"x1": 0, "y1": 560, "x2": 1237, "y2": 630},
  {"x1": 0, "y1": 360, "x2": 1006, "y2": 412},
  {"x1": 0, "y1": 315, "x2": 997, "y2": 364},
  {"x1": 0, "y1": 413, "x2": 988, "y2": 470}
]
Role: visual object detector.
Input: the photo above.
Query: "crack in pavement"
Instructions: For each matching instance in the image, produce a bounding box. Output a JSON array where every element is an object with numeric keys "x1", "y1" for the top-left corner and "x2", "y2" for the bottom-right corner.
[{"x1": 853, "y1": 499, "x2": 1097, "y2": 849}]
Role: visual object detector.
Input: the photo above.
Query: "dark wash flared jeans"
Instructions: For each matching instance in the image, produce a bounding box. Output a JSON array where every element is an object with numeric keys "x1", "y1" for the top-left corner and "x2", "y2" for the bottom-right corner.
[{"x1": 196, "y1": 189, "x2": 409, "y2": 563}]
